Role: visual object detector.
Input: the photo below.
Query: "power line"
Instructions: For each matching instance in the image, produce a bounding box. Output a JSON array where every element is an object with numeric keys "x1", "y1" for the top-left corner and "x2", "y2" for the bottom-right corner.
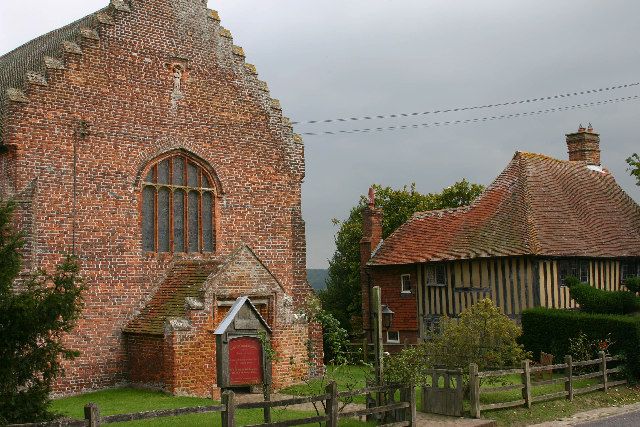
[
  {"x1": 300, "y1": 95, "x2": 640, "y2": 136},
  {"x1": 292, "y1": 82, "x2": 640, "y2": 125}
]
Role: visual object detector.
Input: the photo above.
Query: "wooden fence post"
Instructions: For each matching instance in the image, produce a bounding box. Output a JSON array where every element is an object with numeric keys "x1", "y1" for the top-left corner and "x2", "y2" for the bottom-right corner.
[
  {"x1": 84, "y1": 403, "x2": 100, "y2": 427},
  {"x1": 363, "y1": 338, "x2": 369, "y2": 364},
  {"x1": 469, "y1": 363, "x2": 480, "y2": 418},
  {"x1": 263, "y1": 385, "x2": 272, "y2": 424},
  {"x1": 565, "y1": 355, "x2": 574, "y2": 401},
  {"x1": 522, "y1": 360, "x2": 532, "y2": 409},
  {"x1": 600, "y1": 351, "x2": 608, "y2": 392},
  {"x1": 325, "y1": 381, "x2": 339, "y2": 427},
  {"x1": 401, "y1": 384, "x2": 416, "y2": 427},
  {"x1": 221, "y1": 390, "x2": 235, "y2": 427}
]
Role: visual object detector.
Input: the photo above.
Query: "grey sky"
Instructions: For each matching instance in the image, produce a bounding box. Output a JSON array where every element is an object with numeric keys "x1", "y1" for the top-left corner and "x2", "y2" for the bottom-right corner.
[{"x1": 1, "y1": 1, "x2": 639, "y2": 268}]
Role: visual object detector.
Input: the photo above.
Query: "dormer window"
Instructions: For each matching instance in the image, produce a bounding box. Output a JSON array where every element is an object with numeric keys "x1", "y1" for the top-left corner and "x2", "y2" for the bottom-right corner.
[{"x1": 142, "y1": 153, "x2": 216, "y2": 253}]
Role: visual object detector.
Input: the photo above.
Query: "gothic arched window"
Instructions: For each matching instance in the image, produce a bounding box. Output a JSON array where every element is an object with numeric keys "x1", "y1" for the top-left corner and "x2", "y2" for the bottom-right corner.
[{"x1": 142, "y1": 153, "x2": 216, "y2": 253}]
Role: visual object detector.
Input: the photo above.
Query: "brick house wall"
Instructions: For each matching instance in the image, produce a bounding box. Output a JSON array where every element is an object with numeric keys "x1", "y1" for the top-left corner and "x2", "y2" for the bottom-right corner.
[
  {"x1": 365, "y1": 265, "x2": 419, "y2": 351},
  {"x1": 1, "y1": 0, "x2": 320, "y2": 396}
]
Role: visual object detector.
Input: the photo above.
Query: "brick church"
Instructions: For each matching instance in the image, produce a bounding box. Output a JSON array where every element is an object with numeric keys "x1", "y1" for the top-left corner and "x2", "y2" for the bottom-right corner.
[{"x1": 0, "y1": 0, "x2": 321, "y2": 397}]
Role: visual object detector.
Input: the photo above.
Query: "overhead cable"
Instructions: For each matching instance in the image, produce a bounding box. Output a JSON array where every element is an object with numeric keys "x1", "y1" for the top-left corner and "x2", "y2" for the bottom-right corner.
[
  {"x1": 299, "y1": 95, "x2": 640, "y2": 136},
  {"x1": 292, "y1": 82, "x2": 640, "y2": 125}
]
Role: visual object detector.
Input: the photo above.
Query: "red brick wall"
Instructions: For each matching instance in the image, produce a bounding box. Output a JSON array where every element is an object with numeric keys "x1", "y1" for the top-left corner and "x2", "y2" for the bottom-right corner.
[
  {"x1": 1, "y1": 0, "x2": 316, "y2": 395},
  {"x1": 125, "y1": 334, "x2": 166, "y2": 387},
  {"x1": 365, "y1": 265, "x2": 420, "y2": 348},
  {"x1": 123, "y1": 247, "x2": 318, "y2": 398}
]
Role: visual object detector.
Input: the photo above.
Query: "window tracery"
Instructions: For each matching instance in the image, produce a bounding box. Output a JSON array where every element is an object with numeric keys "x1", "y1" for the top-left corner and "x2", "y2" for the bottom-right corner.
[{"x1": 142, "y1": 153, "x2": 216, "y2": 253}]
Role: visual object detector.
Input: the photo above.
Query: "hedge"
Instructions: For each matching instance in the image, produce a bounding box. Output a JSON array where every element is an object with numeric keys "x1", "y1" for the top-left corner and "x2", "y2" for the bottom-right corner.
[
  {"x1": 569, "y1": 283, "x2": 640, "y2": 314},
  {"x1": 521, "y1": 307, "x2": 640, "y2": 378}
]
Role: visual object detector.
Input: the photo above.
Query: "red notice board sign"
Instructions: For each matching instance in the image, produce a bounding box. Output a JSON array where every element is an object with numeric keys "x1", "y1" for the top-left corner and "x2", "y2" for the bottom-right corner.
[{"x1": 229, "y1": 336, "x2": 264, "y2": 386}]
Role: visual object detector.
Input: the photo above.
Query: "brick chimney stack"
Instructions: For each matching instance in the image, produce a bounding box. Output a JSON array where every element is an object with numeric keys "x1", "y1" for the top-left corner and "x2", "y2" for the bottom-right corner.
[
  {"x1": 360, "y1": 188, "x2": 383, "y2": 266},
  {"x1": 360, "y1": 187, "x2": 383, "y2": 338},
  {"x1": 566, "y1": 123, "x2": 601, "y2": 166}
]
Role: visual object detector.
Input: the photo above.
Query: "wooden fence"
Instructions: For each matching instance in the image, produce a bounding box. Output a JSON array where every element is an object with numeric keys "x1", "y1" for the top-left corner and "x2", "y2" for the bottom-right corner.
[
  {"x1": 8, "y1": 382, "x2": 416, "y2": 427},
  {"x1": 469, "y1": 351, "x2": 627, "y2": 418}
]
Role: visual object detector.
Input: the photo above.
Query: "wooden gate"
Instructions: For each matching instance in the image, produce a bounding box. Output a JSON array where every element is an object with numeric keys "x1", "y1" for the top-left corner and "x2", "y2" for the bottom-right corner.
[{"x1": 421, "y1": 369, "x2": 463, "y2": 417}]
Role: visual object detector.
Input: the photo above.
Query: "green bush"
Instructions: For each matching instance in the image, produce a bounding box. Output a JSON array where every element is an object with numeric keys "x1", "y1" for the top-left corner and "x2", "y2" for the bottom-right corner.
[
  {"x1": 0, "y1": 200, "x2": 84, "y2": 424},
  {"x1": 385, "y1": 299, "x2": 530, "y2": 386},
  {"x1": 624, "y1": 277, "x2": 640, "y2": 295},
  {"x1": 568, "y1": 283, "x2": 640, "y2": 315},
  {"x1": 521, "y1": 308, "x2": 640, "y2": 378}
]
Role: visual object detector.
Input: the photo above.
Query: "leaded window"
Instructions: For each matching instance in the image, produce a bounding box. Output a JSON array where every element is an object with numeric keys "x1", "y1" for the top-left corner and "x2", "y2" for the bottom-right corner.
[
  {"x1": 621, "y1": 261, "x2": 640, "y2": 281},
  {"x1": 425, "y1": 264, "x2": 447, "y2": 287},
  {"x1": 142, "y1": 154, "x2": 216, "y2": 253},
  {"x1": 558, "y1": 259, "x2": 589, "y2": 285}
]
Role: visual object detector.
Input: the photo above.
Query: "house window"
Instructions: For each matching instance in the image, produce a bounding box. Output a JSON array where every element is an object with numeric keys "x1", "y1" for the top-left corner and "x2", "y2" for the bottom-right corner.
[
  {"x1": 621, "y1": 261, "x2": 639, "y2": 281},
  {"x1": 423, "y1": 315, "x2": 442, "y2": 339},
  {"x1": 386, "y1": 331, "x2": 400, "y2": 344},
  {"x1": 401, "y1": 274, "x2": 412, "y2": 294},
  {"x1": 425, "y1": 264, "x2": 447, "y2": 287},
  {"x1": 142, "y1": 153, "x2": 216, "y2": 253},
  {"x1": 558, "y1": 259, "x2": 589, "y2": 285}
]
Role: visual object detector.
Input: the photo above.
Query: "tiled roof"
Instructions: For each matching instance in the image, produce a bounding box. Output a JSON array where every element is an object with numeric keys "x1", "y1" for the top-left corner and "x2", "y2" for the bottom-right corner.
[
  {"x1": 124, "y1": 260, "x2": 221, "y2": 335},
  {"x1": 369, "y1": 152, "x2": 640, "y2": 266}
]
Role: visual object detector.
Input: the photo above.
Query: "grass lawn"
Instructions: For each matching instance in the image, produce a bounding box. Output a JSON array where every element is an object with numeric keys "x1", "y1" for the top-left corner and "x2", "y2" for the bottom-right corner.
[
  {"x1": 51, "y1": 388, "x2": 371, "y2": 426},
  {"x1": 483, "y1": 384, "x2": 640, "y2": 426},
  {"x1": 280, "y1": 364, "x2": 640, "y2": 426},
  {"x1": 474, "y1": 370, "x2": 640, "y2": 426},
  {"x1": 280, "y1": 364, "x2": 373, "y2": 404},
  {"x1": 478, "y1": 373, "x2": 603, "y2": 405}
]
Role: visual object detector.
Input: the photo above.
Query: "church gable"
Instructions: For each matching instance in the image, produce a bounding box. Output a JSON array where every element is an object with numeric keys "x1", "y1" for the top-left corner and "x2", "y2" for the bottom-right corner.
[
  {"x1": 0, "y1": 0, "x2": 320, "y2": 396},
  {"x1": 205, "y1": 245, "x2": 286, "y2": 299},
  {"x1": 0, "y1": 0, "x2": 304, "y2": 181}
]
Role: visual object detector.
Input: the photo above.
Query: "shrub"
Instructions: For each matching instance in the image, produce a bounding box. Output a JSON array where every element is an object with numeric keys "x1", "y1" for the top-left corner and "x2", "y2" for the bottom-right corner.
[
  {"x1": 568, "y1": 283, "x2": 640, "y2": 315},
  {"x1": 315, "y1": 309, "x2": 350, "y2": 365},
  {"x1": 385, "y1": 299, "x2": 529, "y2": 387},
  {"x1": 0, "y1": 200, "x2": 84, "y2": 424},
  {"x1": 424, "y1": 299, "x2": 530, "y2": 372},
  {"x1": 624, "y1": 277, "x2": 640, "y2": 295},
  {"x1": 307, "y1": 297, "x2": 350, "y2": 365},
  {"x1": 384, "y1": 345, "x2": 431, "y2": 385},
  {"x1": 521, "y1": 307, "x2": 640, "y2": 378}
]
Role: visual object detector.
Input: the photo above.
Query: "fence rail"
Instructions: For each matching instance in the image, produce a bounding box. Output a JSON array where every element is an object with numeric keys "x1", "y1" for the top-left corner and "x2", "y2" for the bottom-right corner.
[
  {"x1": 8, "y1": 382, "x2": 417, "y2": 427},
  {"x1": 469, "y1": 351, "x2": 627, "y2": 418}
]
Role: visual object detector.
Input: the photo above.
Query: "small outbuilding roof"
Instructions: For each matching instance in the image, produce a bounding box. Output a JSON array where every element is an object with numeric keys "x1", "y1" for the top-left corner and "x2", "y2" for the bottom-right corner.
[
  {"x1": 124, "y1": 260, "x2": 222, "y2": 335},
  {"x1": 213, "y1": 296, "x2": 271, "y2": 335}
]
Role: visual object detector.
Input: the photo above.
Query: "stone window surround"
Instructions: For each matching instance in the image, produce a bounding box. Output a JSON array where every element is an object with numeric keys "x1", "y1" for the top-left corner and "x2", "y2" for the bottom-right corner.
[{"x1": 142, "y1": 152, "x2": 217, "y2": 254}]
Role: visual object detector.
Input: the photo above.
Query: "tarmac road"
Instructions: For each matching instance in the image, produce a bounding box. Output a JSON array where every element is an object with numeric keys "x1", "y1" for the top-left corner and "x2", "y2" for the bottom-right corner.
[{"x1": 577, "y1": 409, "x2": 640, "y2": 427}]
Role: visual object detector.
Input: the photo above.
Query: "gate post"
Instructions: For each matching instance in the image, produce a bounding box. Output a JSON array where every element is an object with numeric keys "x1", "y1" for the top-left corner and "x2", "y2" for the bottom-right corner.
[
  {"x1": 401, "y1": 384, "x2": 416, "y2": 426},
  {"x1": 222, "y1": 390, "x2": 235, "y2": 427},
  {"x1": 522, "y1": 360, "x2": 532, "y2": 409},
  {"x1": 84, "y1": 403, "x2": 100, "y2": 427},
  {"x1": 469, "y1": 364, "x2": 480, "y2": 418},
  {"x1": 600, "y1": 351, "x2": 608, "y2": 392},
  {"x1": 565, "y1": 355, "x2": 574, "y2": 401},
  {"x1": 325, "y1": 381, "x2": 339, "y2": 427}
]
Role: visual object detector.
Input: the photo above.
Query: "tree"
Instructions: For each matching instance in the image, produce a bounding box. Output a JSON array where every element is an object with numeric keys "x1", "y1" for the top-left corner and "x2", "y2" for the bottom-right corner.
[
  {"x1": 0, "y1": 200, "x2": 84, "y2": 424},
  {"x1": 627, "y1": 153, "x2": 640, "y2": 186},
  {"x1": 320, "y1": 180, "x2": 484, "y2": 335}
]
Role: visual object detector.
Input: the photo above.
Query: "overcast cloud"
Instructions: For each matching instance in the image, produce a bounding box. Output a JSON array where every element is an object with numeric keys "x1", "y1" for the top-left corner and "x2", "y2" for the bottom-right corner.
[{"x1": 1, "y1": 1, "x2": 639, "y2": 268}]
